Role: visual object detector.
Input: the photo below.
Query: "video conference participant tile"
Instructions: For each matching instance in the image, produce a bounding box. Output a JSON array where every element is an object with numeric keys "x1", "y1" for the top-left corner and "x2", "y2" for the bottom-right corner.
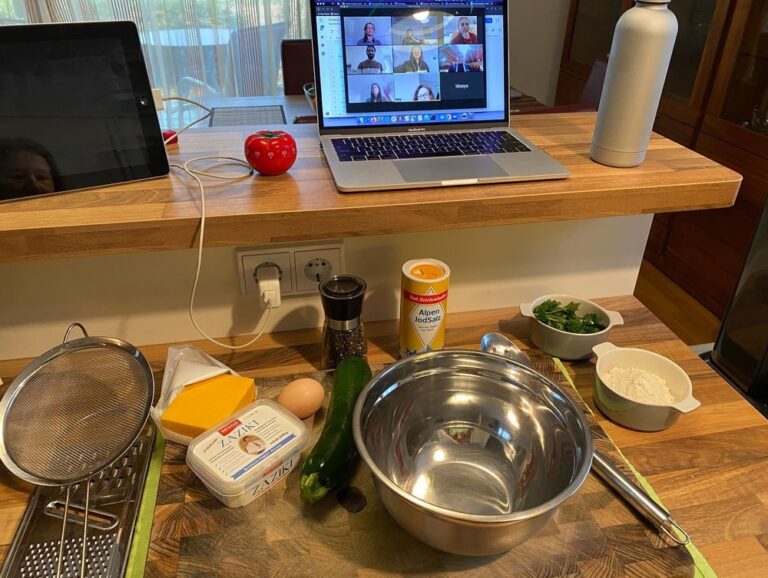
[
  {"x1": 443, "y1": 14, "x2": 479, "y2": 45},
  {"x1": 393, "y1": 73, "x2": 441, "y2": 102},
  {"x1": 439, "y1": 45, "x2": 484, "y2": 73},
  {"x1": 347, "y1": 75, "x2": 395, "y2": 103},
  {"x1": 345, "y1": 45, "x2": 394, "y2": 75},
  {"x1": 390, "y1": 14, "x2": 440, "y2": 45},
  {"x1": 343, "y1": 16, "x2": 392, "y2": 46},
  {"x1": 392, "y1": 45, "x2": 438, "y2": 73}
]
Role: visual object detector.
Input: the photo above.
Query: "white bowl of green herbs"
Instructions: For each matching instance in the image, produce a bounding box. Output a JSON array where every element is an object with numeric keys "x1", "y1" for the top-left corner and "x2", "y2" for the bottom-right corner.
[{"x1": 519, "y1": 295, "x2": 624, "y2": 360}]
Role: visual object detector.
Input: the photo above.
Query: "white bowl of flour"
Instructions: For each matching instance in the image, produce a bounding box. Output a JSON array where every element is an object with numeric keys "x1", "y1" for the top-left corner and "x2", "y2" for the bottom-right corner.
[{"x1": 592, "y1": 342, "x2": 700, "y2": 431}]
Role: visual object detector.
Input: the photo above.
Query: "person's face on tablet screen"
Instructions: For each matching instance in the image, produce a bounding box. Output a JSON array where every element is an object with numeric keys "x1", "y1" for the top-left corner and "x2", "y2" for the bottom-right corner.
[{"x1": 0, "y1": 150, "x2": 56, "y2": 198}]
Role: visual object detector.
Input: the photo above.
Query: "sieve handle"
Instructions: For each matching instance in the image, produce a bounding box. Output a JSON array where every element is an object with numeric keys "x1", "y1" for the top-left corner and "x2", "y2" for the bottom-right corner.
[
  {"x1": 80, "y1": 477, "x2": 91, "y2": 578},
  {"x1": 56, "y1": 485, "x2": 71, "y2": 578},
  {"x1": 63, "y1": 322, "x2": 89, "y2": 343}
]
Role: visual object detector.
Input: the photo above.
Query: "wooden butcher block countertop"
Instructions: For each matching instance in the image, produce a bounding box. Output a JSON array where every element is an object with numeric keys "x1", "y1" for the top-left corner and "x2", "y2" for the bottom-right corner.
[{"x1": 0, "y1": 296, "x2": 766, "y2": 577}]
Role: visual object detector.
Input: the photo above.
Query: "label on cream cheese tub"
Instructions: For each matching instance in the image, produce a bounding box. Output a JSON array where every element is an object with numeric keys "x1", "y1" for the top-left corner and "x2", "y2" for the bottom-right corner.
[
  {"x1": 192, "y1": 403, "x2": 304, "y2": 485},
  {"x1": 248, "y1": 454, "x2": 298, "y2": 500}
]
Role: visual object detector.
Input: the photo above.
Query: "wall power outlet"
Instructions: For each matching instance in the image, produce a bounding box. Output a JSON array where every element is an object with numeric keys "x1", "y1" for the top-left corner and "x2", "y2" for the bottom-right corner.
[{"x1": 237, "y1": 242, "x2": 344, "y2": 301}]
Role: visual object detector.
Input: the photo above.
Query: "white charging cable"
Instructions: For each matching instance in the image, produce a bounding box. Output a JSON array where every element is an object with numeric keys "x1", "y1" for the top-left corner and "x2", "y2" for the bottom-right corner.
[
  {"x1": 178, "y1": 157, "x2": 277, "y2": 350},
  {"x1": 162, "y1": 96, "x2": 213, "y2": 144},
  {"x1": 158, "y1": 93, "x2": 274, "y2": 350}
]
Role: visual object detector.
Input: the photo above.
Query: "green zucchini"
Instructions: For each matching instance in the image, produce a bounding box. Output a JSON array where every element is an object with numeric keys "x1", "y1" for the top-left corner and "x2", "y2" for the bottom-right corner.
[{"x1": 299, "y1": 356, "x2": 372, "y2": 503}]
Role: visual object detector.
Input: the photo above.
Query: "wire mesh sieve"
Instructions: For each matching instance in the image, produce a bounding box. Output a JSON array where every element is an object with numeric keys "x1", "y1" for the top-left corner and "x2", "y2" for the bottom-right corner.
[
  {"x1": 0, "y1": 326, "x2": 153, "y2": 486},
  {"x1": 0, "y1": 323, "x2": 154, "y2": 578}
]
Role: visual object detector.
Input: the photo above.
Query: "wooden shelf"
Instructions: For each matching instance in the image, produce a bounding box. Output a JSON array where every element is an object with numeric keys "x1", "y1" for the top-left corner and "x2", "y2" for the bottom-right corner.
[{"x1": 0, "y1": 112, "x2": 741, "y2": 262}]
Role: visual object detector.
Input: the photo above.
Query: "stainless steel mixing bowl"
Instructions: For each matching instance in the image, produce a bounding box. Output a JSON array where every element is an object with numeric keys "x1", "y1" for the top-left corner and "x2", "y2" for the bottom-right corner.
[{"x1": 352, "y1": 350, "x2": 593, "y2": 556}]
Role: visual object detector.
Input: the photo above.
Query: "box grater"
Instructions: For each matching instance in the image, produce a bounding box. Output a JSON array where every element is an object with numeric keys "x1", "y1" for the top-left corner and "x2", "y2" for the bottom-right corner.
[{"x1": 1, "y1": 425, "x2": 156, "y2": 578}]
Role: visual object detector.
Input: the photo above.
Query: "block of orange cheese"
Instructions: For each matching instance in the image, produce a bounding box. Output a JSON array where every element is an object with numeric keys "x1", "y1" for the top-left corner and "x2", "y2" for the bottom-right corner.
[{"x1": 161, "y1": 374, "x2": 255, "y2": 438}]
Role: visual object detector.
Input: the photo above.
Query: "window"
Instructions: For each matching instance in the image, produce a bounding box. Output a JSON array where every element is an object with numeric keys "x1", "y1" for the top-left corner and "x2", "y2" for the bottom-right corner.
[{"x1": 1, "y1": 0, "x2": 310, "y2": 97}]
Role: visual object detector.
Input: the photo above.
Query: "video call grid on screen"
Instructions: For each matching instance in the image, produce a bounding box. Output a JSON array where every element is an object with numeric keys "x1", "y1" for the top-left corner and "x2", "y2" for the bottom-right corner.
[
  {"x1": 341, "y1": 9, "x2": 487, "y2": 113},
  {"x1": 312, "y1": 0, "x2": 508, "y2": 129}
]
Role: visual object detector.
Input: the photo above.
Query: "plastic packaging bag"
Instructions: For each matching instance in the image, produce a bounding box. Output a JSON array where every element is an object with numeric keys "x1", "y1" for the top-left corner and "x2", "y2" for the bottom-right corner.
[{"x1": 150, "y1": 345, "x2": 258, "y2": 446}]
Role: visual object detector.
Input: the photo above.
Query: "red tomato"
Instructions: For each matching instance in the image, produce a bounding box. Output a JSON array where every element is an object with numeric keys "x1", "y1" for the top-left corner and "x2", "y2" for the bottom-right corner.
[{"x1": 244, "y1": 130, "x2": 297, "y2": 176}]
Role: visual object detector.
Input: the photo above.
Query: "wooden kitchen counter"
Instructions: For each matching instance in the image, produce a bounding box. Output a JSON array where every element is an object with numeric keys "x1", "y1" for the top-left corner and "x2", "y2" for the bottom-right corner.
[
  {"x1": 0, "y1": 296, "x2": 766, "y2": 576},
  {"x1": 0, "y1": 113, "x2": 741, "y2": 262}
]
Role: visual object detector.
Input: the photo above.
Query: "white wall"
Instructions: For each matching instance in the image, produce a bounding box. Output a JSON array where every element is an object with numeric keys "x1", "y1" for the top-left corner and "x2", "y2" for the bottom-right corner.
[
  {"x1": 508, "y1": 0, "x2": 570, "y2": 105},
  {"x1": 0, "y1": 215, "x2": 651, "y2": 359}
]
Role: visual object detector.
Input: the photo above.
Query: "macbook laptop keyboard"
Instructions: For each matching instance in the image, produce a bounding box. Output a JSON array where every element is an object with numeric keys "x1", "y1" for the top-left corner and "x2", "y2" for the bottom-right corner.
[{"x1": 331, "y1": 130, "x2": 530, "y2": 161}]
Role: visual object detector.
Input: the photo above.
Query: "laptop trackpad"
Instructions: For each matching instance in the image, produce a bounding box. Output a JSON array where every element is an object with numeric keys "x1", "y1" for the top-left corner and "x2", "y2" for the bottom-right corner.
[{"x1": 394, "y1": 156, "x2": 507, "y2": 183}]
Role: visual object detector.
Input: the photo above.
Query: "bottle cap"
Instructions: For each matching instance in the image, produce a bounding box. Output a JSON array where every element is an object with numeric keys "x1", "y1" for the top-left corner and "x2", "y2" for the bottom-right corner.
[{"x1": 319, "y1": 275, "x2": 366, "y2": 322}]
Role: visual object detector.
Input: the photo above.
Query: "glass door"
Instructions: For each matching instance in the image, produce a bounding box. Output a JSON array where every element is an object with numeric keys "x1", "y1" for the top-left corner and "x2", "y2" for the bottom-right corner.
[
  {"x1": 567, "y1": 0, "x2": 625, "y2": 75},
  {"x1": 659, "y1": 0, "x2": 732, "y2": 126},
  {"x1": 704, "y1": 0, "x2": 768, "y2": 158},
  {"x1": 556, "y1": 0, "x2": 628, "y2": 104}
]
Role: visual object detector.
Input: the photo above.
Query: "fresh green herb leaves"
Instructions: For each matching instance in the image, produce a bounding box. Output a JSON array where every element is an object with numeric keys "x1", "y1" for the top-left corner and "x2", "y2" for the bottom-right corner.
[{"x1": 533, "y1": 299, "x2": 608, "y2": 334}]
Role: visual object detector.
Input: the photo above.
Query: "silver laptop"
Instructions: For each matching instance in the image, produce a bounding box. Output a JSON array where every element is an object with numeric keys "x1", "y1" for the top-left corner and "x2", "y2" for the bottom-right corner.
[{"x1": 309, "y1": 0, "x2": 569, "y2": 193}]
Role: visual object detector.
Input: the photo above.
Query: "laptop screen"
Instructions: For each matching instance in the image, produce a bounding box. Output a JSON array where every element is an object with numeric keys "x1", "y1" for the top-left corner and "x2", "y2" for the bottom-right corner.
[{"x1": 311, "y1": 0, "x2": 508, "y2": 131}]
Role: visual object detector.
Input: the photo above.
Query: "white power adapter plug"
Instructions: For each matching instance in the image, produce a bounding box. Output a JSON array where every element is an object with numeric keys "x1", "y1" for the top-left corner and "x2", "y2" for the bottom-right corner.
[
  {"x1": 151, "y1": 88, "x2": 164, "y2": 111},
  {"x1": 255, "y1": 264, "x2": 281, "y2": 309}
]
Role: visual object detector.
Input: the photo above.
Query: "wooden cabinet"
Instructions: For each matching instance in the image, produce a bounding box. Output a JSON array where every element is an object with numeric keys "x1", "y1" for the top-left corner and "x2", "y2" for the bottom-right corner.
[
  {"x1": 650, "y1": 133, "x2": 768, "y2": 315},
  {"x1": 557, "y1": 0, "x2": 767, "y2": 318},
  {"x1": 556, "y1": 0, "x2": 729, "y2": 120},
  {"x1": 702, "y1": 0, "x2": 768, "y2": 155},
  {"x1": 556, "y1": 0, "x2": 628, "y2": 104},
  {"x1": 657, "y1": 0, "x2": 731, "y2": 131},
  {"x1": 648, "y1": 0, "x2": 768, "y2": 318}
]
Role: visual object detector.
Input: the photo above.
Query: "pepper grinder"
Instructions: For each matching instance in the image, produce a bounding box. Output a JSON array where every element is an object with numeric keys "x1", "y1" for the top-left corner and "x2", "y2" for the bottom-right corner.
[{"x1": 319, "y1": 275, "x2": 367, "y2": 369}]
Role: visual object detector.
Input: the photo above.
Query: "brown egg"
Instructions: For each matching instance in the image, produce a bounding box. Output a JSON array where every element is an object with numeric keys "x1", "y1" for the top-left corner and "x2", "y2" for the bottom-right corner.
[{"x1": 276, "y1": 377, "x2": 325, "y2": 419}]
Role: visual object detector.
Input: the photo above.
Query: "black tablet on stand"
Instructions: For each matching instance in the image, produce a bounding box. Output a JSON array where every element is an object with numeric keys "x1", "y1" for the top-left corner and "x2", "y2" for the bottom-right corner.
[{"x1": 0, "y1": 21, "x2": 169, "y2": 203}]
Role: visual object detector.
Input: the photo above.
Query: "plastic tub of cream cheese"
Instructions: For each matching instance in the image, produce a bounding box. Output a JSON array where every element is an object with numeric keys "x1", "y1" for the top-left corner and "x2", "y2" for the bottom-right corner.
[{"x1": 186, "y1": 399, "x2": 308, "y2": 507}]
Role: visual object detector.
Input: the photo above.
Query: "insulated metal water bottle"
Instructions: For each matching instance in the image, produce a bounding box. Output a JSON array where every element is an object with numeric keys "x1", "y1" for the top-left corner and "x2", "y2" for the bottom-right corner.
[{"x1": 590, "y1": 0, "x2": 678, "y2": 168}]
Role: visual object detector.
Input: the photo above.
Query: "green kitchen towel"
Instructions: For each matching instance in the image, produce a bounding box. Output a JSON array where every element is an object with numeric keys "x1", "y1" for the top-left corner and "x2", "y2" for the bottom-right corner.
[
  {"x1": 552, "y1": 358, "x2": 716, "y2": 578},
  {"x1": 125, "y1": 429, "x2": 166, "y2": 578}
]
